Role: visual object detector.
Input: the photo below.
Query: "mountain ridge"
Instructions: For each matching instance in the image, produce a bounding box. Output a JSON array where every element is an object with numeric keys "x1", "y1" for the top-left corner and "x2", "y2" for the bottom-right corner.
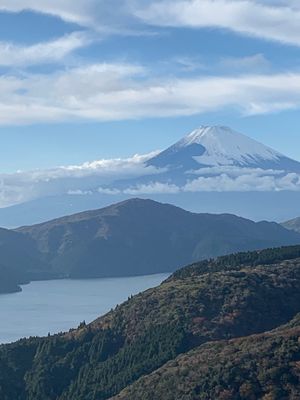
[
  {"x1": 0, "y1": 197, "x2": 299, "y2": 294},
  {"x1": 15, "y1": 198, "x2": 300, "y2": 281}
]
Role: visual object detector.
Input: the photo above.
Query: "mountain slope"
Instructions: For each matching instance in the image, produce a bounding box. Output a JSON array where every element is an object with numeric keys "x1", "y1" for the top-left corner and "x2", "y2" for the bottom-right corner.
[
  {"x1": 1, "y1": 246, "x2": 300, "y2": 399},
  {"x1": 282, "y1": 216, "x2": 300, "y2": 233},
  {"x1": 16, "y1": 198, "x2": 300, "y2": 279},
  {"x1": 0, "y1": 265, "x2": 23, "y2": 294},
  {"x1": 148, "y1": 125, "x2": 300, "y2": 172},
  {"x1": 116, "y1": 126, "x2": 300, "y2": 193},
  {"x1": 0, "y1": 228, "x2": 48, "y2": 294},
  {"x1": 113, "y1": 314, "x2": 300, "y2": 400}
]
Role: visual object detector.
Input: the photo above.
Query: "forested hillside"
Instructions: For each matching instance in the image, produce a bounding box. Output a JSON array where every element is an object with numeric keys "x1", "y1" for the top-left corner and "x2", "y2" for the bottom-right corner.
[
  {"x1": 0, "y1": 228, "x2": 47, "y2": 294},
  {"x1": 113, "y1": 314, "x2": 300, "y2": 400},
  {"x1": 16, "y1": 198, "x2": 300, "y2": 279},
  {"x1": 0, "y1": 245, "x2": 300, "y2": 399}
]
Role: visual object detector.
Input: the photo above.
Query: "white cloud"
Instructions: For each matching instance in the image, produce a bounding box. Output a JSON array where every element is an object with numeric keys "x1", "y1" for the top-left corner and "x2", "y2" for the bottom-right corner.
[
  {"x1": 0, "y1": 2, "x2": 299, "y2": 126},
  {"x1": 135, "y1": 0, "x2": 300, "y2": 47},
  {"x1": 123, "y1": 182, "x2": 180, "y2": 195},
  {"x1": 171, "y1": 56, "x2": 205, "y2": 72},
  {"x1": 100, "y1": 170, "x2": 300, "y2": 195},
  {"x1": 2, "y1": 1, "x2": 300, "y2": 47},
  {"x1": 0, "y1": 155, "x2": 300, "y2": 208},
  {"x1": 1, "y1": 64, "x2": 300, "y2": 124},
  {"x1": 0, "y1": 1, "x2": 147, "y2": 34},
  {"x1": 112, "y1": 169, "x2": 300, "y2": 195},
  {"x1": 0, "y1": 32, "x2": 91, "y2": 67},
  {"x1": 97, "y1": 188, "x2": 121, "y2": 195},
  {"x1": 115, "y1": 169, "x2": 300, "y2": 195},
  {"x1": 62, "y1": 152, "x2": 159, "y2": 177},
  {"x1": 183, "y1": 170, "x2": 300, "y2": 192},
  {"x1": 67, "y1": 189, "x2": 93, "y2": 195},
  {"x1": 0, "y1": 1, "x2": 95, "y2": 27},
  {"x1": 190, "y1": 166, "x2": 285, "y2": 177},
  {"x1": 0, "y1": 151, "x2": 158, "y2": 207},
  {"x1": 219, "y1": 54, "x2": 270, "y2": 72}
]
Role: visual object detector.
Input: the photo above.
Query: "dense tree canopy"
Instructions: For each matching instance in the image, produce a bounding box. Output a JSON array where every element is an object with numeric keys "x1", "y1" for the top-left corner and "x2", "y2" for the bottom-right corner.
[{"x1": 1, "y1": 245, "x2": 300, "y2": 399}]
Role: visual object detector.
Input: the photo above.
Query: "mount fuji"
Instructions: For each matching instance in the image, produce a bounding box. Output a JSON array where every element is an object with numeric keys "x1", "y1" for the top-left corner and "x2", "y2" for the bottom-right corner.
[
  {"x1": 111, "y1": 125, "x2": 300, "y2": 191},
  {"x1": 147, "y1": 126, "x2": 300, "y2": 172},
  {"x1": 0, "y1": 125, "x2": 300, "y2": 227}
]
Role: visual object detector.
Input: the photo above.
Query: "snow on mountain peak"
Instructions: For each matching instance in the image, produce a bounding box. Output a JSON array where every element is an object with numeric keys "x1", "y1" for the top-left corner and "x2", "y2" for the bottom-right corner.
[
  {"x1": 177, "y1": 125, "x2": 282, "y2": 167},
  {"x1": 180, "y1": 126, "x2": 233, "y2": 146}
]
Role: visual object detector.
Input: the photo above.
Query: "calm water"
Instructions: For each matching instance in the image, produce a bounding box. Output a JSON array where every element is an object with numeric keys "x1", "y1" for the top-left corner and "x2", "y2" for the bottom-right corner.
[{"x1": 0, "y1": 274, "x2": 169, "y2": 344}]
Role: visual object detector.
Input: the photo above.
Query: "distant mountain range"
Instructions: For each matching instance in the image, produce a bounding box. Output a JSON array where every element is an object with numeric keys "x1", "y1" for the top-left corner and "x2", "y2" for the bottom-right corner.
[
  {"x1": 1, "y1": 126, "x2": 300, "y2": 227},
  {"x1": 0, "y1": 198, "x2": 299, "y2": 294},
  {"x1": 1, "y1": 245, "x2": 300, "y2": 399}
]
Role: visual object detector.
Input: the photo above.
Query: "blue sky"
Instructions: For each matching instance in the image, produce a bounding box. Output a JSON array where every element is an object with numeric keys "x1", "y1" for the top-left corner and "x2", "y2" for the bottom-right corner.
[{"x1": 1, "y1": 1, "x2": 300, "y2": 173}]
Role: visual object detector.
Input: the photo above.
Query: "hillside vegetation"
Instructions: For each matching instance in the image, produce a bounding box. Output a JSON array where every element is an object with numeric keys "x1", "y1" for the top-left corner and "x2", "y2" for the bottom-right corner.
[
  {"x1": 16, "y1": 198, "x2": 300, "y2": 279},
  {"x1": 0, "y1": 245, "x2": 300, "y2": 398},
  {"x1": 0, "y1": 228, "x2": 48, "y2": 294},
  {"x1": 113, "y1": 315, "x2": 300, "y2": 400}
]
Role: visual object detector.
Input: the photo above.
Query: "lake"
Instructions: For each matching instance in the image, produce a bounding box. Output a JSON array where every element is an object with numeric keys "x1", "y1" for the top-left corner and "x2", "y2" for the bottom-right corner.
[{"x1": 0, "y1": 273, "x2": 169, "y2": 344}]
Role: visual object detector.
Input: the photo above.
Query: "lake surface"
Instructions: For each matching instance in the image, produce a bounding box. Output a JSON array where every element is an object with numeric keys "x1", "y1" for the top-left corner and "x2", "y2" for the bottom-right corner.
[{"x1": 0, "y1": 273, "x2": 169, "y2": 344}]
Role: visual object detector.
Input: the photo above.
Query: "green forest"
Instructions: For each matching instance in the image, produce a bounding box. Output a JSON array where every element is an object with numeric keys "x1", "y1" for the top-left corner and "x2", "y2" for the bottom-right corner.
[{"x1": 1, "y1": 244, "x2": 300, "y2": 399}]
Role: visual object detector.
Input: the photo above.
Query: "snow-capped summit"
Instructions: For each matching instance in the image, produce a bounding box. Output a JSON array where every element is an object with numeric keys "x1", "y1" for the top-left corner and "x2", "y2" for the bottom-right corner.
[
  {"x1": 177, "y1": 125, "x2": 281, "y2": 167},
  {"x1": 148, "y1": 125, "x2": 300, "y2": 172}
]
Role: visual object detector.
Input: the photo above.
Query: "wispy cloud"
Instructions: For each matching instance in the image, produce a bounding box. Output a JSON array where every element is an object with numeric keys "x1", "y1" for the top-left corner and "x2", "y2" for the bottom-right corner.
[
  {"x1": 219, "y1": 54, "x2": 270, "y2": 72},
  {"x1": 0, "y1": 1, "x2": 146, "y2": 34},
  {"x1": 0, "y1": 1, "x2": 95, "y2": 27},
  {"x1": 1, "y1": 64, "x2": 300, "y2": 124},
  {"x1": 2, "y1": 1, "x2": 300, "y2": 47},
  {"x1": 0, "y1": 32, "x2": 91, "y2": 67},
  {"x1": 0, "y1": 2, "x2": 299, "y2": 126},
  {"x1": 135, "y1": 0, "x2": 300, "y2": 47},
  {"x1": 171, "y1": 56, "x2": 205, "y2": 72}
]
